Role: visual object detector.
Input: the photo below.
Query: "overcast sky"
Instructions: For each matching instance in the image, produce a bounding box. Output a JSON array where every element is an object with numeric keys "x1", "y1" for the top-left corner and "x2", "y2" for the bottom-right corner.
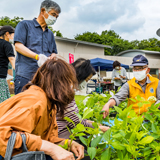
[{"x1": 1, "y1": 0, "x2": 160, "y2": 41}]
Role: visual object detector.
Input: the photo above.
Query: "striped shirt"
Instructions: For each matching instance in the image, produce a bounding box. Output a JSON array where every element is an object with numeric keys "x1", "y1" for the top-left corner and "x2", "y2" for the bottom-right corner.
[{"x1": 57, "y1": 99, "x2": 93, "y2": 137}]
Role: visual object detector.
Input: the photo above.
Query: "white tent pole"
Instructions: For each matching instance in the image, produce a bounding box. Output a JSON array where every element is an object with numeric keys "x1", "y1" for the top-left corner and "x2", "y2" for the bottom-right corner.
[
  {"x1": 98, "y1": 66, "x2": 100, "y2": 81},
  {"x1": 98, "y1": 66, "x2": 101, "y2": 93}
]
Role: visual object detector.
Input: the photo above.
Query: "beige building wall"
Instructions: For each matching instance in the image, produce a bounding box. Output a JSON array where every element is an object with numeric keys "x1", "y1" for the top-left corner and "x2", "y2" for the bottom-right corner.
[
  {"x1": 55, "y1": 39, "x2": 160, "y2": 69},
  {"x1": 145, "y1": 54, "x2": 160, "y2": 59},
  {"x1": 56, "y1": 40, "x2": 105, "y2": 62}
]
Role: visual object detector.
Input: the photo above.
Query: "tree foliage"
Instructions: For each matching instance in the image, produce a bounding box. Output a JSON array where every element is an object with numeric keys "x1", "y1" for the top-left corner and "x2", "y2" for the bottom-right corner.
[
  {"x1": 0, "y1": 16, "x2": 63, "y2": 37},
  {"x1": 75, "y1": 30, "x2": 160, "y2": 55},
  {"x1": 0, "y1": 16, "x2": 23, "y2": 28},
  {"x1": 48, "y1": 26, "x2": 63, "y2": 37}
]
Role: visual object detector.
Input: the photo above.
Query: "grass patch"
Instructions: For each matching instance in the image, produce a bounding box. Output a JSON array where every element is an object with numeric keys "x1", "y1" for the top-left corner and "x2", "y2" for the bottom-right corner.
[
  {"x1": 10, "y1": 94, "x2": 86, "y2": 103},
  {"x1": 75, "y1": 95, "x2": 86, "y2": 103}
]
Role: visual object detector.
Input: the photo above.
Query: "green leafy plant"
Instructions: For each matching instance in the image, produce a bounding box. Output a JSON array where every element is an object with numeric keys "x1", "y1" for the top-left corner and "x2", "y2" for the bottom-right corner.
[{"x1": 62, "y1": 94, "x2": 160, "y2": 159}]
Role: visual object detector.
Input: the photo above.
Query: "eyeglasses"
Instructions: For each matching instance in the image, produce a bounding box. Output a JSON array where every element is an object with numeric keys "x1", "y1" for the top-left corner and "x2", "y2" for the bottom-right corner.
[{"x1": 132, "y1": 66, "x2": 148, "y2": 71}]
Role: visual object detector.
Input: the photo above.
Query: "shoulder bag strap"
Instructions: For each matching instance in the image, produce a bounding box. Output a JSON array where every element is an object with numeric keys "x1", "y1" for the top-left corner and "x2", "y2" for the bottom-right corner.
[
  {"x1": 21, "y1": 133, "x2": 28, "y2": 152},
  {"x1": 4, "y1": 132, "x2": 17, "y2": 160}
]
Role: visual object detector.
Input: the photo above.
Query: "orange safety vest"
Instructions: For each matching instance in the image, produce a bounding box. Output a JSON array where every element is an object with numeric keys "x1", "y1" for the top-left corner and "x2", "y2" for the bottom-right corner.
[{"x1": 127, "y1": 74, "x2": 159, "y2": 114}]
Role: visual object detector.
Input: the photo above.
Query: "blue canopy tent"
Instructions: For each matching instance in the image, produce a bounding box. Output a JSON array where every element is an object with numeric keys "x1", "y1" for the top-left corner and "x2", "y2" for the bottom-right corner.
[
  {"x1": 90, "y1": 58, "x2": 129, "y2": 93},
  {"x1": 90, "y1": 58, "x2": 129, "y2": 71}
]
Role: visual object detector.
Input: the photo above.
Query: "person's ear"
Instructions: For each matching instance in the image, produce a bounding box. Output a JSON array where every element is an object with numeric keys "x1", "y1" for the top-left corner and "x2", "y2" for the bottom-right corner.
[
  {"x1": 5, "y1": 32, "x2": 9, "y2": 37},
  {"x1": 41, "y1": 8, "x2": 46, "y2": 15},
  {"x1": 147, "y1": 68, "x2": 150, "y2": 74}
]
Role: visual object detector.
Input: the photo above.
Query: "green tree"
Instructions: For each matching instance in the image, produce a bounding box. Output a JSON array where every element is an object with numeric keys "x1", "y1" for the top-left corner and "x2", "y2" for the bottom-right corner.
[
  {"x1": 0, "y1": 16, "x2": 23, "y2": 28},
  {"x1": 46, "y1": 26, "x2": 63, "y2": 37},
  {"x1": 75, "y1": 30, "x2": 160, "y2": 55},
  {"x1": 75, "y1": 32, "x2": 101, "y2": 44},
  {"x1": 0, "y1": 16, "x2": 63, "y2": 37},
  {"x1": 75, "y1": 30, "x2": 135, "y2": 55}
]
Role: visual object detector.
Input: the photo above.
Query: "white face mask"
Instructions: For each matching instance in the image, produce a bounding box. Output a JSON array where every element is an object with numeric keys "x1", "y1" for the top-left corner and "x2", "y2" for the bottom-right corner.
[
  {"x1": 43, "y1": 12, "x2": 57, "y2": 25},
  {"x1": 79, "y1": 81, "x2": 87, "y2": 90},
  {"x1": 115, "y1": 67, "x2": 120, "y2": 70},
  {"x1": 9, "y1": 38, "x2": 14, "y2": 44},
  {"x1": 133, "y1": 69, "x2": 147, "y2": 81}
]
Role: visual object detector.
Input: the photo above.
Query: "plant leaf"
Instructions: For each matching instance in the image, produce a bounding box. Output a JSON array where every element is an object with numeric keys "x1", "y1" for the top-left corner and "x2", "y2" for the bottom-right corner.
[
  {"x1": 64, "y1": 117, "x2": 75, "y2": 126},
  {"x1": 76, "y1": 123, "x2": 85, "y2": 132},
  {"x1": 101, "y1": 147, "x2": 111, "y2": 160},
  {"x1": 79, "y1": 136, "x2": 88, "y2": 146},
  {"x1": 87, "y1": 147, "x2": 97, "y2": 160},
  {"x1": 91, "y1": 135, "x2": 103, "y2": 147},
  {"x1": 103, "y1": 128, "x2": 111, "y2": 142},
  {"x1": 92, "y1": 122, "x2": 98, "y2": 128},
  {"x1": 83, "y1": 108, "x2": 93, "y2": 119},
  {"x1": 111, "y1": 141, "x2": 125, "y2": 150},
  {"x1": 129, "y1": 98, "x2": 136, "y2": 102},
  {"x1": 129, "y1": 132, "x2": 136, "y2": 145},
  {"x1": 138, "y1": 136, "x2": 154, "y2": 145},
  {"x1": 75, "y1": 133, "x2": 86, "y2": 137}
]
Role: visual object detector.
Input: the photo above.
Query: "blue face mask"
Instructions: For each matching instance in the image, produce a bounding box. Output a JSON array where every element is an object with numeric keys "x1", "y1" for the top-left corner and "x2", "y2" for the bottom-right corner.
[{"x1": 43, "y1": 11, "x2": 57, "y2": 25}]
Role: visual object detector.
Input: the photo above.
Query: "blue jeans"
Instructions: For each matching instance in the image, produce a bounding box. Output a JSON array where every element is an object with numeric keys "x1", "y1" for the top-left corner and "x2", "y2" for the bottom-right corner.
[{"x1": 14, "y1": 75, "x2": 30, "y2": 95}]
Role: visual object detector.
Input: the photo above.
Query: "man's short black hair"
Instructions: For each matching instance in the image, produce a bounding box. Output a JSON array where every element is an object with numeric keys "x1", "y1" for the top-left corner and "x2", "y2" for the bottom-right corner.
[
  {"x1": 72, "y1": 58, "x2": 96, "y2": 84},
  {"x1": 113, "y1": 60, "x2": 121, "y2": 69}
]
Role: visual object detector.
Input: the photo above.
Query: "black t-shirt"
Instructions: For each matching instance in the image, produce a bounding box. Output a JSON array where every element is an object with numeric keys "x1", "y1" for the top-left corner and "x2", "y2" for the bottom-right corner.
[{"x1": 0, "y1": 39, "x2": 15, "y2": 78}]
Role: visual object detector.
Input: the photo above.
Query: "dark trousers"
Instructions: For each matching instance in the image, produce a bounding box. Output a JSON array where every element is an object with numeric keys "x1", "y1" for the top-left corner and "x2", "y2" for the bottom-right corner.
[
  {"x1": 115, "y1": 86, "x2": 119, "y2": 93},
  {"x1": 14, "y1": 75, "x2": 30, "y2": 95},
  {"x1": 46, "y1": 153, "x2": 90, "y2": 160},
  {"x1": 46, "y1": 155, "x2": 53, "y2": 160}
]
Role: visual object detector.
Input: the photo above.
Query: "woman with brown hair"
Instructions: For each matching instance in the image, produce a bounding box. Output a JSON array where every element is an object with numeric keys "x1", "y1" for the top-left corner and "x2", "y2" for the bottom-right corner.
[{"x1": 0, "y1": 58, "x2": 84, "y2": 160}]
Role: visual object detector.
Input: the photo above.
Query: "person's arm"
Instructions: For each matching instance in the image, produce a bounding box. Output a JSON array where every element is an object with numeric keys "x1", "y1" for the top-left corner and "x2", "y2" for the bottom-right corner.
[
  {"x1": 121, "y1": 68, "x2": 127, "y2": 79},
  {"x1": 112, "y1": 69, "x2": 116, "y2": 80},
  {"x1": 8, "y1": 57, "x2": 15, "y2": 70},
  {"x1": 63, "y1": 100, "x2": 109, "y2": 134},
  {"x1": 102, "y1": 82, "x2": 129, "y2": 118},
  {"x1": 62, "y1": 100, "x2": 94, "y2": 129},
  {"x1": 4, "y1": 42, "x2": 15, "y2": 69},
  {"x1": 112, "y1": 70, "x2": 121, "y2": 80},
  {"x1": 57, "y1": 140, "x2": 84, "y2": 160},
  {"x1": 155, "y1": 80, "x2": 160, "y2": 105},
  {"x1": 14, "y1": 21, "x2": 38, "y2": 60},
  {"x1": 40, "y1": 140, "x2": 76, "y2": 160},
  {"x1": 49, "y1": 111, "x2": 84, "y2": 160},
  {"x1": 15, "y1": 43, "x2": 49, "y2": 67},
  {"x1": 15, "y1": 42, "x2": 38, "y2": 60}
]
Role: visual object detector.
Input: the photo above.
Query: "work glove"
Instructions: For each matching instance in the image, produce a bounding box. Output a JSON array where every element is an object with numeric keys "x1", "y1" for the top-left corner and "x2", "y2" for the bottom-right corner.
[{"x1": 37, "y1": 54, "x2": 49, "y2": 67}]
